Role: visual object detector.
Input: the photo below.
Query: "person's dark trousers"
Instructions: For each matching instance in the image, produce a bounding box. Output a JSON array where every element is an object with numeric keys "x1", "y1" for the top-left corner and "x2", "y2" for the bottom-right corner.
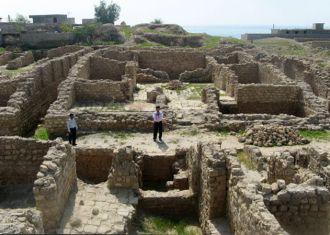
[
  {"x1": 69, "y1": 128, "x2": 77, "y2": 145},
  {"x1": 153, "y1": 121, "x2": 163, "y2": 140}
]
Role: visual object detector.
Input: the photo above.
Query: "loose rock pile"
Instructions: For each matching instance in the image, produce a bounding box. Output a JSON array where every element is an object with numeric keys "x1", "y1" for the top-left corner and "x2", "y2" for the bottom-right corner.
[{"x1": 239, "y1": 124, "x2": 310, "y2": 147}]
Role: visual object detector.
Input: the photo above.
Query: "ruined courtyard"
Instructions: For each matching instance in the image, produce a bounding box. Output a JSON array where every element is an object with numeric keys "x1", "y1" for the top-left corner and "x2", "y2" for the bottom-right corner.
[{"x1": 0, "y1": 42, "x2": 330, "y2": 235}]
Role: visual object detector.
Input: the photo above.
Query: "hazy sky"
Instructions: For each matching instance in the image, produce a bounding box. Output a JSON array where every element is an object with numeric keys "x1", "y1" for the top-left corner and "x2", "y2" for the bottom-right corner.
[{"x1": 1, "y1": 0, "x2": 330, "y2": 26}]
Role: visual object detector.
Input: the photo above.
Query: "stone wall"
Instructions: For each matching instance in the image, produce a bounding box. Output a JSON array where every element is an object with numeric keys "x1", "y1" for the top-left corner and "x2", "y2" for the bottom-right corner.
[
  {"x1": 90, "y1": 56, "x2": 126, "y2": 80},
  {"x1": 236, "y1": 84, "x2": 304, "y2": 116},
  {"x1": 74, "y1": 78, "x2": 134, "y2": 103},
  {"x1": 142, "y1": 154, "x2": 176, "y2": 182},
  {"x1": 198, "y1": 143, "x2": 227, "y2": 231},
  {"x1": 214, "y1": 65, "x2": 238, "y2": 96},
  {"x1": 0, "y1": 137, "x2": 52, "y2": 186},
  {"x1": 47, "y1": 45, "x2": 84, "y2": 59},
  {"x1": 0, "y1": 47, "x2": 92, "y2": 136},
  {"x1": 101, "y1": 48, "x2": 135, "y2": 61},
  {"x1": 227, "y1": 156, "x2": 287, "y2": 234},
  {"x1": 202, "y1": 86, "x2": 221, "y2": 130},
  {"x1": 139, "y1": 190, "x2": 197, "y2": 217},
  {"x1": 230, "y1": 63, "x2": 259, "y2": 84},
  {"x1": 33, "y1": 139, "x2": 76, "y2": 233},
  {"x1": 264, "y1": 184, "x2": 330, "y2": 235},
  {"x1": 75, "y1": 147, "x2": 114, "y2": 183},
  {"x1": 6, "y1": 51, "x2": 34, "y2": 70},
  {"x1": 137, "y1": 49, "x2": 206, "y2": 79}
]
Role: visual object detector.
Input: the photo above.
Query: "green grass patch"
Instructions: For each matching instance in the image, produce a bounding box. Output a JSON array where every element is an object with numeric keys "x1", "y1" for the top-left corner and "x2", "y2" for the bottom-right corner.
[
  {"x1": 141, "y1": 216, "x2": 202, "y2": 235},
  {"x1": 120, "y1": 26, "x2": 134, "y2": 38},
  {"x1": 299, "y1": 130, "x2": 330, "y2": 141},
  {"x1": 202, "y1": 35, "x2": 221, "y2": 49},
  {"x1": 237, "y1": 151, "x2": 256, "y2": 170},
  {"x1": 33, "y1": 126, "x2": 49, "y2": 140},
  {"x1": 0, "y1": 47, "x2": 5, "y2": 54}
]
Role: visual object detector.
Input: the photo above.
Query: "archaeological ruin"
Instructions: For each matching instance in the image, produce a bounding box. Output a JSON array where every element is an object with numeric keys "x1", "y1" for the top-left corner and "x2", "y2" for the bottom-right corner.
[{"x1": 0, "y1": 41, "x2": 330, "y2": 235}]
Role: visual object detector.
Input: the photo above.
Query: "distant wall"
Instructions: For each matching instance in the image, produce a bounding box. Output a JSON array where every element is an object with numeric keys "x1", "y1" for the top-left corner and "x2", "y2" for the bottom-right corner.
[
  {"x1": 21, "y1": 32, "x2": 75, "y2": 49},
  {"x1": 138, "y1": 50, "x2": 206, "y2": 79},
  {"x1": 90, "y1": 56, "x2": 126, "y2": 80},
  {"x1": 47, "y1": 45, "x2": 84, "y2": 59},
  {"x1": 230, "y1": 63, "x2": 259, "y2": 84},
  {"x1": 236, "y1": 84, "x2": 304, "y2": 116},
  {"x1": 74, "y1": 78, "x2": 134, "y2": 103}
]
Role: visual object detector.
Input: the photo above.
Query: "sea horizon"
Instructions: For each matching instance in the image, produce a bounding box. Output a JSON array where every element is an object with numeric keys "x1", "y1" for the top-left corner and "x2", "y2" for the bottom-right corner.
[{"x1": 183, "y1": 24, "x2": 326, "y2": 39}]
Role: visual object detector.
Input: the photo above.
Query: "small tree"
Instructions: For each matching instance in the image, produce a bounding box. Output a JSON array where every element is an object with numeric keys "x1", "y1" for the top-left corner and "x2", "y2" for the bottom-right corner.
[
  {"x1": 151, "y1": 18, "x2": 163, "y2": 24},
  {"x1": 13, "y1": 14, "x2": 30, "y2": 24},
  {"x1": 95, "y1": 0, "x2": 120, "y2": 24}
]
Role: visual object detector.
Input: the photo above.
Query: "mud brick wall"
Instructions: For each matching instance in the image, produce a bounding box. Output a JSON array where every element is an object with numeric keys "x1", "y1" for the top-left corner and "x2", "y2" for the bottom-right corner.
[
  {"x1": 137, "y1": 50, "x2": 206, "y2": 79},
  {"x1": 186, "y1": 144, "x2": 202, "y2": 194},
  {"x1": 0, "y1": 137, "x2": 52, "y2": 186},
  {"x1": 141, "y1": 154, "x2": 176, "y2": 182},
  {"x1": 198, "y1": 143, "x2": 227, "y2": 231},
  {"x1": 139, "y1": 190, "x2": 197, "y2": 217},
  {"x1": 202, "y1": 86, "x2": 221, "y2": 130},
  {"x1": 75, "y1": 147, "x2": 114, "y2": 183},
  {"x1": 236, "y1": 84, "x2": 304, "y2": 116},
  {"x1": 214, "y1": 65, "x2": 238, "y2": 97},
  {"x1": 230, "y1": 63, "x2": 259, "y2": 84},
  {"x1": 264, "y1": 184, "x2": 330, "y2": 235},
  {"x1": 226, "y1": 156, "x2": 287, "y2": 235},
  {"x1": 258, "y1": 63, "x2": 289, "y2": 84},
  {"x1": 46, "y1": 111, "x2": 154, "y2": 136},
  {"x1": 33, "y1": 140, "x2": 76, "y2": 233},
  {"x1": 90, "y1": 56, "x2": 126, "y2": 80},
  {"x1": 6, "y1": 51, "x2": 34, "y2": 70},
  {"x1": 0, "y1": 79, "x2": 23, "y2": 106},
  {"x1": 47, "y1": 45, "x2": 84, "y2": 59},
  {"x1": 74, "y1": 78, "x2": 134, "y2": 103}
]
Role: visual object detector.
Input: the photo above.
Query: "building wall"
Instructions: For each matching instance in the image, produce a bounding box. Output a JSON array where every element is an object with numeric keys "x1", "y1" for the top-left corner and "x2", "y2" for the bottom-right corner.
[
  {"x1": 30, "y1": 15, "x2": 67, "y2": 24},
  {"x1": 230, "y1": 63, "x2": 259, "y2": 84}
]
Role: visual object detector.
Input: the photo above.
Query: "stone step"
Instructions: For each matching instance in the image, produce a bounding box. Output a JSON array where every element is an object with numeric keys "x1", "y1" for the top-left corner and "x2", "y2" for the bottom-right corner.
[{"x1": 173, "y1": 170, "x2": 189, "y2": 190}]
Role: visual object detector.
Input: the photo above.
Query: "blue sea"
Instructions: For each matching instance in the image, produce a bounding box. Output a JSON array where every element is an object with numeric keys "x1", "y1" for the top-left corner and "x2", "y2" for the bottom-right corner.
[{"x1": 183, "y1": 25, "x2": 311, "y2": 39}]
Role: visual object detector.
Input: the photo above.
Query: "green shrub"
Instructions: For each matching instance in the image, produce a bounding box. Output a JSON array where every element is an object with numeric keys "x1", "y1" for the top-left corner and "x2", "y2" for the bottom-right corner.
[
  {"x1": 151, "y1": 18, "x2": 163, "y2": 24},
  {"x1": 60, "y1": 23, "x2": 74, "y2": 33},
  {"x1": 34, "y1": 126, "x2": 49, "y2": 140},
  {"x1": 0, "y1": 48, "x2": 5, "y2": 54}
]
